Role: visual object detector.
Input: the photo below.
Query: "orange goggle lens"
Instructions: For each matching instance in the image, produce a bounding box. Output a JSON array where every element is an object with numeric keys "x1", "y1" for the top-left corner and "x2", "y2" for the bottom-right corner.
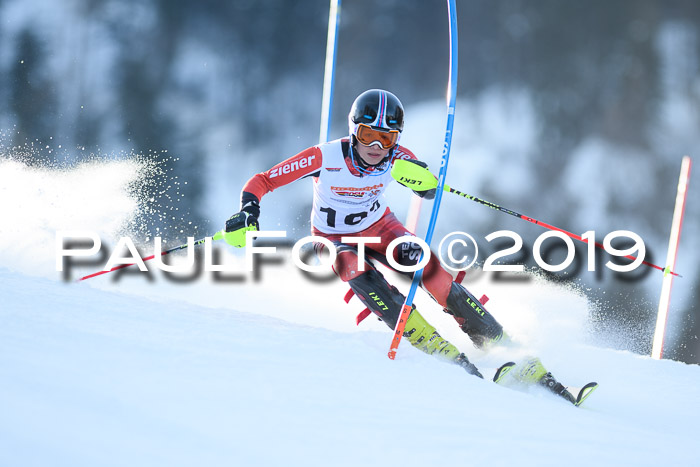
[{"x1": 355, "y1": 124, "x2": 399, "y2": 149}]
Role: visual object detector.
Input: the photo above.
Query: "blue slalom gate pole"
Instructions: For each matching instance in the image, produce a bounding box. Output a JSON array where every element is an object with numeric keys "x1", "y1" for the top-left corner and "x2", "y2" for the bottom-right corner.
[
  {"x1": 319, "y1": 0, "x2": 341, "y2": 144},
  {"x1": 389, "y1": 0, "x2": 458, "y2": 359}
]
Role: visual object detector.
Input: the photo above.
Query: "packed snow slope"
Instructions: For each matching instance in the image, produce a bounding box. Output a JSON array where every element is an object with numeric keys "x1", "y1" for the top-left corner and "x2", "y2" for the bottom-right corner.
[{"x1": 1, "y1": 158, "x2": 699, "y2": 467}]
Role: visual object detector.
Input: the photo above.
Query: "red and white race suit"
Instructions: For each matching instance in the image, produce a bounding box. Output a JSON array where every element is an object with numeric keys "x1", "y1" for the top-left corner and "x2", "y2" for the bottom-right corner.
[
  {"x1": 241, "y1": 137, "x2": 453, "y2": 304},
  {"x1": 242, "y1": 137, "x2": 415, "y2": 234}
]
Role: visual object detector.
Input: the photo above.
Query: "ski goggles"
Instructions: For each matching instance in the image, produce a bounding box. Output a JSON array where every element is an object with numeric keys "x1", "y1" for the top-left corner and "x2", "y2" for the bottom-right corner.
[{"x1": 355, "y1": 124, "x2": 400, "y2": 149}]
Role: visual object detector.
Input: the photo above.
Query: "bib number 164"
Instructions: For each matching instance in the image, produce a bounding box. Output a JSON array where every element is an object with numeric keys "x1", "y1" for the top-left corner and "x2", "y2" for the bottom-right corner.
[{"x1": 319, "y1": 200, "x2": 381, "y2": 228}]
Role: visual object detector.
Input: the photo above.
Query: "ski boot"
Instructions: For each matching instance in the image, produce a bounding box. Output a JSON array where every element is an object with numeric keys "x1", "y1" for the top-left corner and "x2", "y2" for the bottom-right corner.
[
  {"x1": 514, "y1": 357, "x2": 576, "y2": 404},
  {"x1": 454, "y1": 353, "x2": 483, "y2": 379},
  {"x1": 403, "y1": 309, "x2": 483, "y2": 378},
  {"x1": 444, "y1": 282, "x2": 505, "y2": 350},
  {"x1": 539, "y1": 372, "x2": 576, "y2": 404},
  {"x1": 348, "y1": 269, "x2": 483, "y2": 378}
]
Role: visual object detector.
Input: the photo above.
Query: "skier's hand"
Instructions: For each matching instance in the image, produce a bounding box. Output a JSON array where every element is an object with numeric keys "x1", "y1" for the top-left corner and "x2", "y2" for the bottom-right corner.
[
  {"x1": 398, "y1": 159, "x2": 436, "y2": 200},
  {"x1": 223, "y1": 192, "x2": 261, "y2": 247},
  {"x1": 225, "y1": 211, "x2": 259, "y2": 232},
  {"x1": 223, "y1": 211, "x2": 259, "y2": 247}
]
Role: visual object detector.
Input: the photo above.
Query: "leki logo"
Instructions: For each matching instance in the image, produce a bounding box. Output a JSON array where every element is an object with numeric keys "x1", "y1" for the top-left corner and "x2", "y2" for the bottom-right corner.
[
  {"x1": 465, "y1": 296, "x2": 485, "y2": 317},
  {"x1": 399, "y1": 177, "x2": 421, "y2": 186},
  {"x1": 369, "y1": 292, "x2": 389, "y2": 311}
]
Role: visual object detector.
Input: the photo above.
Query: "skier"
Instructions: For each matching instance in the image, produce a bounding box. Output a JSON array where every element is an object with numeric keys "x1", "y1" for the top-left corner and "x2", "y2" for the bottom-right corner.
[{"x1": 224, "y1": 89, "x2": 581, "y2": 401}]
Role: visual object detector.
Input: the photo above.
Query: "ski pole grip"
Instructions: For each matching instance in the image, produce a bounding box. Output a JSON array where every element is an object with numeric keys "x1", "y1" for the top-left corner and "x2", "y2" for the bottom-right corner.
[{"x1": 391, "y1": 159, "x2": 439, "y2": 191}]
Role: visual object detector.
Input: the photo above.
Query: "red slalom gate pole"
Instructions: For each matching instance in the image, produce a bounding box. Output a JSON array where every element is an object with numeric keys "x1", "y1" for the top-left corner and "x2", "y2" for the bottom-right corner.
[{"x1": 651, "y1": 156, "x2": 692, "y2": 359}]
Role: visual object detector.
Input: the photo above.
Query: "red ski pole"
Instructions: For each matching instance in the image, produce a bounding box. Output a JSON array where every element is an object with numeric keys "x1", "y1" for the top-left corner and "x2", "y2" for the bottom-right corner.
[
  {"x1": 444, "y1": 186, "x2": 680, "y2": 277},
  {"x1": 76, "y1": 231, "x2": 224, "y2": 282}
]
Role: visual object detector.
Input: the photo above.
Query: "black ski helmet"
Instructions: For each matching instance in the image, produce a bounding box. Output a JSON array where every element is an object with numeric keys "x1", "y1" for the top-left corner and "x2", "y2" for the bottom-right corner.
[{"x1": 348, "y1": 89, "x2": 404, "y2": 147}]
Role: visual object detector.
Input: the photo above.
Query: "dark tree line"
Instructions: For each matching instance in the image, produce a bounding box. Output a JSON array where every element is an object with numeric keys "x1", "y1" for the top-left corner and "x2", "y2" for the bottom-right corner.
[{"x1": 2, "y1": 0, "x2": 698, "y2": 362}]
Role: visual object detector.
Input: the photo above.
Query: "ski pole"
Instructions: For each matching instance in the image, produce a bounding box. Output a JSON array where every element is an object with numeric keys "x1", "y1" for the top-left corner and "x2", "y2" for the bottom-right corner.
[
  {"x1": 391, "y1": 159, "x2": 681, "y2": 278},
  {"x1": 76, "y1": 230, "x2": 225, "y2": 282}
]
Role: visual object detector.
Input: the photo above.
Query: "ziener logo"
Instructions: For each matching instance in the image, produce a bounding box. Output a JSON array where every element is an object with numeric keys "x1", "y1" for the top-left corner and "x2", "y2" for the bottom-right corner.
[{"x1": 269, "y1": 155, "x2": 316, "y2": 178}]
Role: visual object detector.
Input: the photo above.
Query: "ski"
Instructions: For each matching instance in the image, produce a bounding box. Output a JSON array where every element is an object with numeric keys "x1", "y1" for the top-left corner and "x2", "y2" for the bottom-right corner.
[
  {"x1": 493, "y1": 361, "x2": 516, "y2": 384},
  {"x1": 568, "y1": 382, "x2": 599, "y2": 407},
  {"x1": 492, "y1": 357, "x2": 598, "y2": 407}
]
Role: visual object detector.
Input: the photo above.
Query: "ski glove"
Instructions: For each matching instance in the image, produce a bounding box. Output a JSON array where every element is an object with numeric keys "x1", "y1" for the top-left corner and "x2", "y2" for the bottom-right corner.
[
  {"x1": 224, "y1": 193, "x2": 260, "y2": 248},
  {"x1": 396, "y1": 159, "x2": 436, "y2": 200},
  {"x1": 224, "y1": 211, "x2": 259, "y2": 247}
]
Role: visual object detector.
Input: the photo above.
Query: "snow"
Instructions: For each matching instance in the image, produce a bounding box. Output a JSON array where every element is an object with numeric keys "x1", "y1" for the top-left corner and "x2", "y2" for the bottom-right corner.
[{"x1": 1, "y1": 150, "x2": 699, "y2": 467}]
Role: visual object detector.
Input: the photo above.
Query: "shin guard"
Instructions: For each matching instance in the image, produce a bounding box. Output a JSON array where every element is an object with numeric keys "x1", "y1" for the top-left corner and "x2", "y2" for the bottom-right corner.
[
  {"x1": 445, "y1": 282, "x2": 504, "y2": 349},
  {"x1": 347, "y1": 269, "x2": 405, "y2": 329}
]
